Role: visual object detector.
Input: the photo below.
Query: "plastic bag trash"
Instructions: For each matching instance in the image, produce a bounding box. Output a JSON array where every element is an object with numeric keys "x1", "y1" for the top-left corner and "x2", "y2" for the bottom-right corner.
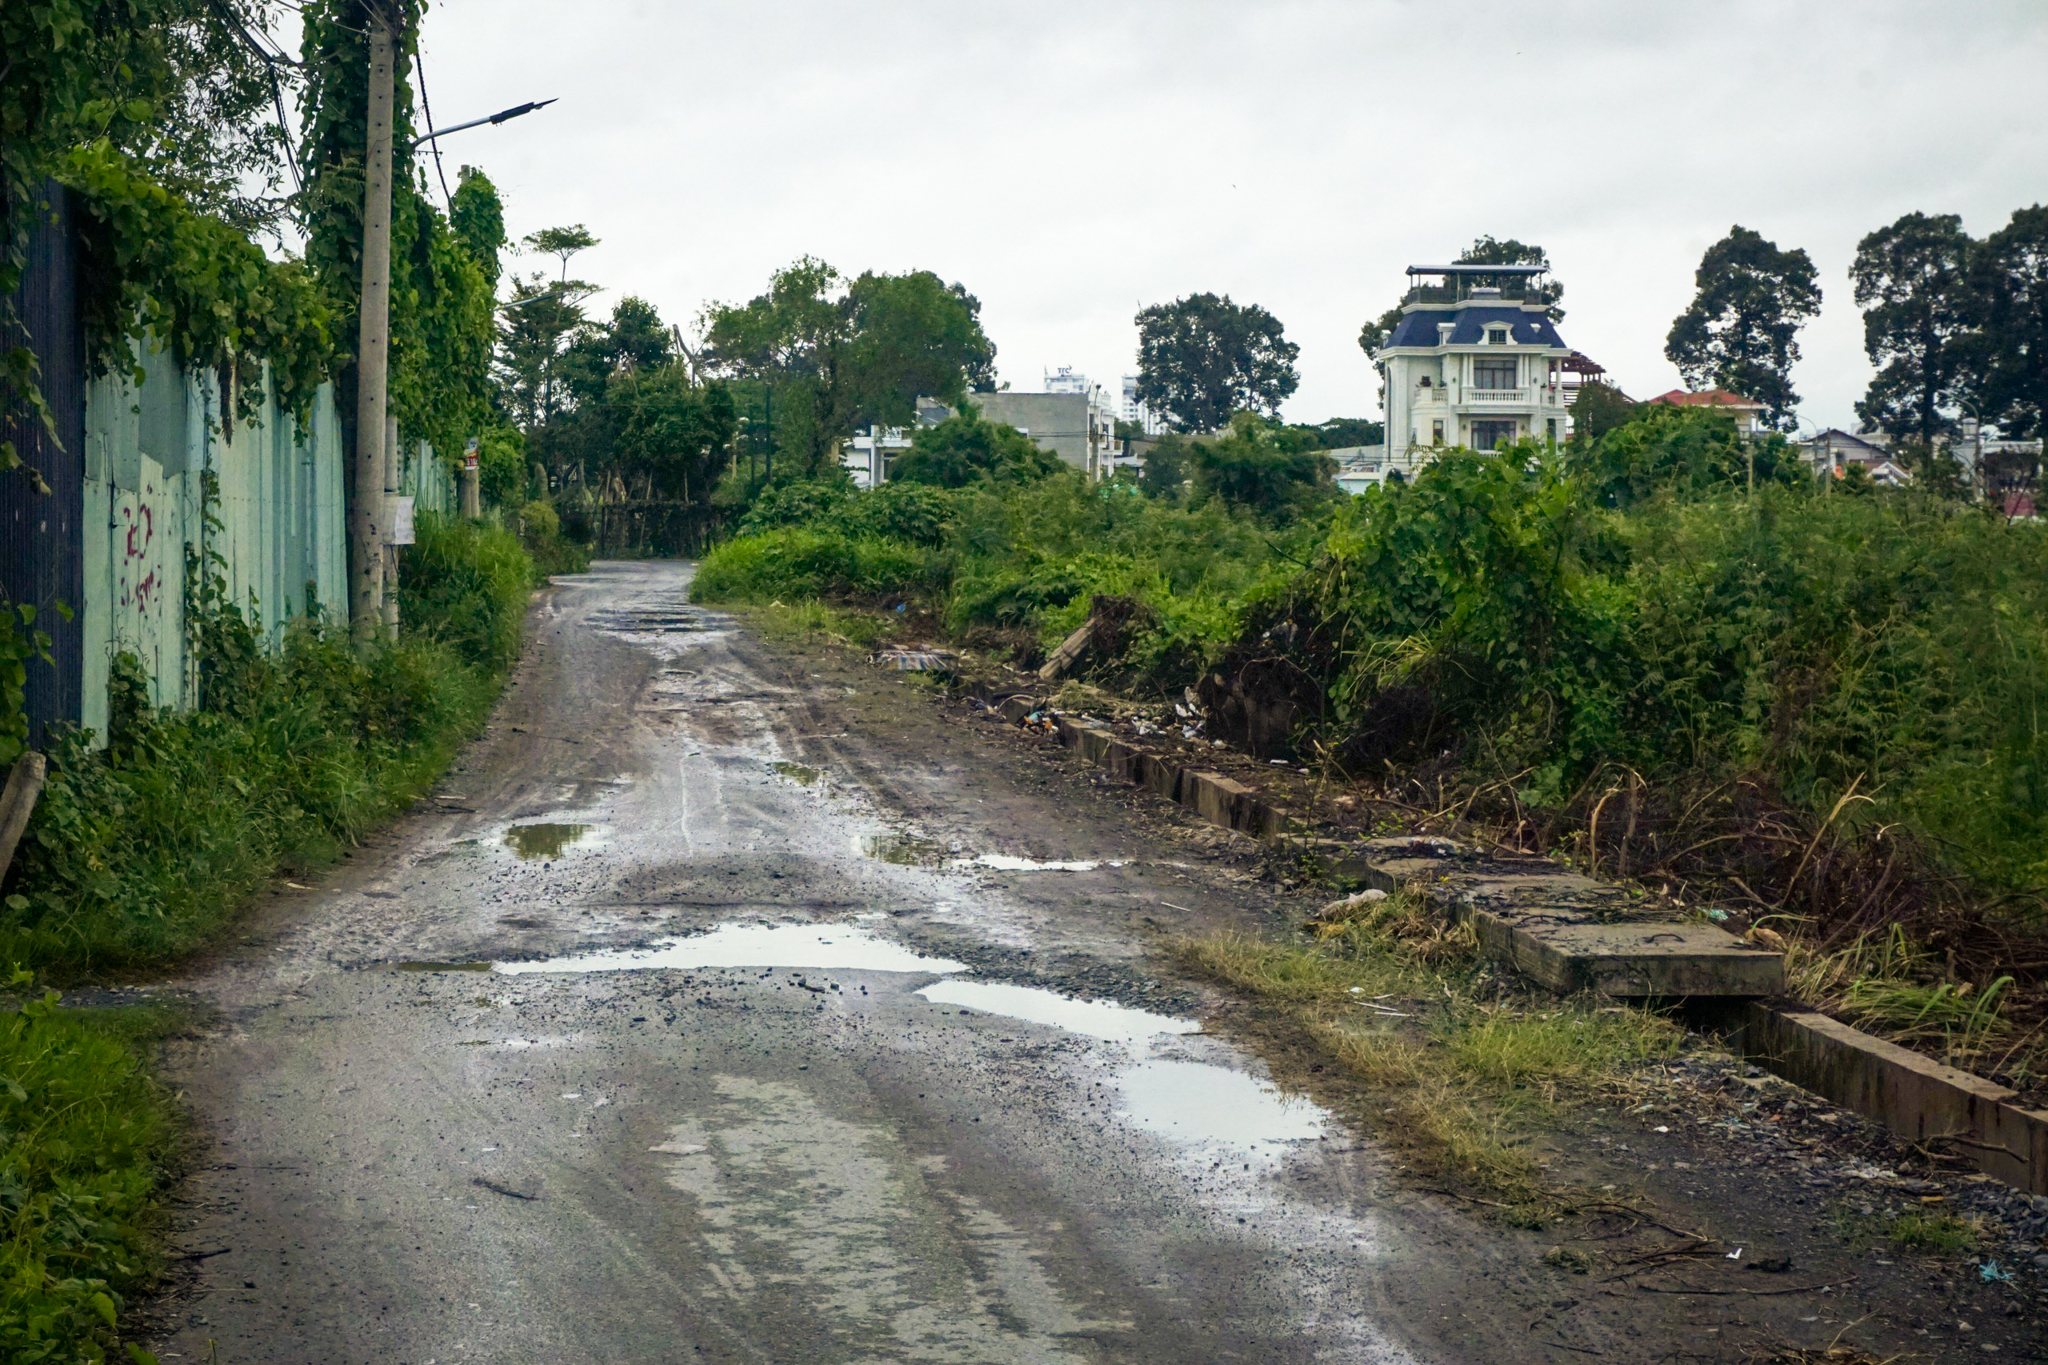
[{"x1": 1980, "y1": 1260, "x2": 2015, "y2": 1284}]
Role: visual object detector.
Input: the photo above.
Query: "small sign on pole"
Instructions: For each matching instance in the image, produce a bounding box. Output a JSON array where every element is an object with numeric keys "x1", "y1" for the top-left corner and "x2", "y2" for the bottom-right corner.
[
  {"x1": 463, "y1": 437, "x2": 479, "y2": 471},
  {"x1": 388, "y1": 495, "x2": 416, "y2": 546}
]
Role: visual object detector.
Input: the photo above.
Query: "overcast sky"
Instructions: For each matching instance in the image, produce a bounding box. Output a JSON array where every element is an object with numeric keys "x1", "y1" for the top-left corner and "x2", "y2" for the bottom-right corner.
[{"x1": 403, "y1": 0, "x2": 2048, "y2": 432}]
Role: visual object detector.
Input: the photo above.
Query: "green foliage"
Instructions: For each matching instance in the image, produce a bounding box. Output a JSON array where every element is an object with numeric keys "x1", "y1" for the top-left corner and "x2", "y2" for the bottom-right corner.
[
  {"x1": 5, "y1": 514, "x2": 534, "y2": 975},
  {"x1": 735, "y1": 477, "x2": 854, "y2": 535},
  {"x1": 1851, "y1": 211, "x2": 1975, "y2": 445},
  {"x1": 1665, "y1": 225, "x2": 1822, "y2": 429},
  {"x1": 701, "y1": 257, "x2": 996, "y2": 476},
  {"x1": 0, "y1": 982, "x2": 175, "y2": 1364},
  {"x1": 61, "y1": 141, "x2": 336, "y2": 420},
  {"x1": 1133, "y1": 292, "x2": 1299, "y2": 433},
  {"x1": 1567, "y1": 380, "x2": 1637, "y2": 443},
  {"x1": 1968, "y1": 204, "x2": 2048, "y2": 441},
  {"x1": 890, "y1": 406, "x2": 1064, "y2": 488},
  {"x1": 611, "y1": 367, "x2": 736, "y2": 500},
  {"x1": 691, "y1": 528, "x2": 943, "y2": 604},
  {"x1": 0, "y1": 604, "x2": 55, "y2": 768},
  {"x1": 1189, "y1": 413, "x2": 1339, "y2": 520},
  {"x1": 1567, "y1": 404, "x2": 1807, "y2": 507}
]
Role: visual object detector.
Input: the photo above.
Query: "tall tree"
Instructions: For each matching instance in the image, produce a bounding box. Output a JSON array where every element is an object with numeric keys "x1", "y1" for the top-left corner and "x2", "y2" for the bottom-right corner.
[
  {"x1": 1850, "y1": 211, "x2": 1975, "y2": 445},
  {"x1": 1665, "y1": 226, "x2": 1821, "y2": 429},
  {"x1": 1967, "y1": 205, "x2": 2048, "y2": 441},
  {"x1": 1135, "y1": 293, "x2": 1299, "y2": 433},
  {"x1": 890, "y1": 404, "x2": 1063, "y2": 489},
  {"x1": 700, "y1": 257, "x2": 995, "y2": 477},
  {"x1": 448, "y1": 164, "x2": 506, "y2": 287}
]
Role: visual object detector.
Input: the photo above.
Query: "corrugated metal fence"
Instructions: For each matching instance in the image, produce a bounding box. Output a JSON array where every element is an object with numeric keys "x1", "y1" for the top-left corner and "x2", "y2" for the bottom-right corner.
[{"x1": 5, "y1": 189, "x2": 458, "y2": 744}]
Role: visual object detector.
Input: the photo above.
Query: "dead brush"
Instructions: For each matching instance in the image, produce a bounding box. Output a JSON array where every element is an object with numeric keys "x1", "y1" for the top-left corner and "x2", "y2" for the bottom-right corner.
[{"x1": 1789, "y1": 925, "x2": 2016, "y2": 1068}]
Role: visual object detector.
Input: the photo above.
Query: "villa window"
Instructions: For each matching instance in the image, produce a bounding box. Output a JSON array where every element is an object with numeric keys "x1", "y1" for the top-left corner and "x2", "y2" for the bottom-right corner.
[
  {"x1": 1472, "y1": 419, "x2": 1516, "y2": 450},
  {"x1": 1486, "y1": 326, "x2": 1510, "y2": 344},
  {"x1": 1431, "y1": 419, "x2": 1445, "y2": 445},
  {"x1": 1473, "y1": 358, "x2": 1517, "y2": 389}
]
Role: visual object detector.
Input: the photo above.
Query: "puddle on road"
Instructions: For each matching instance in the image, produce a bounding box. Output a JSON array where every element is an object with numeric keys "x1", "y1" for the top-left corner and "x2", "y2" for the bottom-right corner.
[
  {"x1": 395, "y1": 960, "x2": 493, "y2": 973},
  {"x1": 972, "y1": 854, "x2": 1121, "y2": 873},
  {"x1": 1116, "y1": 1056, "x2": 1325, "y2": 1153},
  {"x1": 916, "y1": 977, "x2": 1325, "y2": 1159},
  {"x1": 859, "y1": 836, "x2": 1121, "y2": 873},
  {"x1": 917, "y1": 979, "x2": 1194, "y2": 1045},
  {"x1": 862, "y1": 833, "x2": 951, "y2": 866},
  {"x1": 504, "y1": 822, "x2": 591, "y2": 860},
  {"x1": 768, "y1": 761, "x2": 824, "y2": 787},
  {"x1": 494, "y1": 918, "x2": 969, "y2": 976}
]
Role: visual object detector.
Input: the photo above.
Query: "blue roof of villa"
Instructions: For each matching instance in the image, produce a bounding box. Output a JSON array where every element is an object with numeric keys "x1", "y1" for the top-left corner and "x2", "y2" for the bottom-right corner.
[{"x1": 1385, "y1": 305, "x2": 1566, "y2": 350}]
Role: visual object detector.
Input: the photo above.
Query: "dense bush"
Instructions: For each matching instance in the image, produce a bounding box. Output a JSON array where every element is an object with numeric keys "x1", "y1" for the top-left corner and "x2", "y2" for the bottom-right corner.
[
  {"x1": 691, "y1": 527, "x2": 945, "y2": 604},
  {"x1": 4, "y1": 514, "x2": 534, "y2": 974},
  {"x1": 0, "y1": 988, "x2": 172, "y2": 1364}
]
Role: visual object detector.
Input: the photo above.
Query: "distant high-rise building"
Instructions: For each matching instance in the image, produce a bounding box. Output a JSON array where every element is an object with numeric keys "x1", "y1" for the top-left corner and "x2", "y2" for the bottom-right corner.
[{"x1": 1119, "y1": 375, "x2": 1164, "y2": 436}]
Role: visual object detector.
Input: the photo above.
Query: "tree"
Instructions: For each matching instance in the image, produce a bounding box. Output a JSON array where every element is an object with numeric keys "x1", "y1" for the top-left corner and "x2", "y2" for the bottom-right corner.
[
  {"x1": 1967, "y1": 205, "x2": 2048, "y2": 441},
  {"x1": 612, "y1": 366, "x2": 737, "y2": 502},
  {"x1": 1134, "y1": 293, "x2": 1299, "y2": 432},
  {"x1": 1137, "y1": 434, "x2": 1192, "y2": 499},
  {"x1": 524, "y1": 223, "x2": 598, "y2": 283},
  {"x1": 700, "y1": 257, "x2": 995, "y2": 476},
  {"x1": 494, "y1": 270, "x2": 595, "y2": 432},
  {"x1": 1190, "y1": 413, "x2": 1336, "y2": 519},
  {"x1": 1568, "y1": 381, "x2": 1637, "y2": 443},
  {"x1": 889, "y1": 404, "x2": 1063, "y2": 488},
  {"x1": 1665, "y1": 226, "x2": 1822, "y2": 430},
  {"x1": 1850, "y1": 212, "x2": 1975, "y2": 445},
  {"x1": 449, "y1": 165, "x2": 506, "y2": 288}
]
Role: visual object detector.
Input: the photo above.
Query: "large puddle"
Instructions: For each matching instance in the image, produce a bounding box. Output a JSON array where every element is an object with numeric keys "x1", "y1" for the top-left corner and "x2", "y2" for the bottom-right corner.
[
  {"x1": 916, "y1": 977, "x2": 1325, "y2": 1160},
  {"x1": 917, "y1": 979, "x2": 1193, "y2": 1046},
  {"x1": 495, "y1": 918, "x2": 968, "y2": 976}
]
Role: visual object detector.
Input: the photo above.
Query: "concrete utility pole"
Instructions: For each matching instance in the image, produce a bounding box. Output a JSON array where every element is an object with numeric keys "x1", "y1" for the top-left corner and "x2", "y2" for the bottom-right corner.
[
  {"x1": 383, "y1": 411, "x2": 402, "y2": 638},
  {"x1": 350, "y1": 4, "x2": 397, "y2": 644}
]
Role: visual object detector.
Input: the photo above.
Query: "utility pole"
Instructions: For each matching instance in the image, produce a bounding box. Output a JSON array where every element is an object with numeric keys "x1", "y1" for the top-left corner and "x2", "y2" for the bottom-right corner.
[
  {"x1": 350, "y1": 3, "x2": 396, "y2": 644},
  {"x1": 383, "y1": 411, "x2": 402, "y2": 638}
]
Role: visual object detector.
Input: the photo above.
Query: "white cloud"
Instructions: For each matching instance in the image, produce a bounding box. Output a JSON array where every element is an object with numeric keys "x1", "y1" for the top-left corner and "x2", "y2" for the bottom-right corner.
[{"x1": 407, "y1": 0, "x2": 2048, "y2": 429}]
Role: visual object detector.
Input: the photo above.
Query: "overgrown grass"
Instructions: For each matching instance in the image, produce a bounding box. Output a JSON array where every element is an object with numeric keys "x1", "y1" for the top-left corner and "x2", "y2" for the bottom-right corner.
[
  {"x1": 0, "y1": 984, "x2": 183, "y2": 1364},
  {"x1": 4, "y1": 515, "x2": 533, "y2": 975},
  {"x1": 1178, "y1": 891, "x2": 1682, "y2": 1210}
]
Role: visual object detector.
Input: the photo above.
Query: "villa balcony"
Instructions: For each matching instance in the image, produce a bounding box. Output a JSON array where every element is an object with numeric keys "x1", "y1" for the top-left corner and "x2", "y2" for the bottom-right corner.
[{"x1": 1463, "y1": 387, "x2": 1530, "y2": 406}]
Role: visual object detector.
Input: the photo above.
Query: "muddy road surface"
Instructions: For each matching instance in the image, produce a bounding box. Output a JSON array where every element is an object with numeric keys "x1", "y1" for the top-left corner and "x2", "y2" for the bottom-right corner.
[{"x1": 147, "y1": 562, "x2": 1651, "y2": 1362}]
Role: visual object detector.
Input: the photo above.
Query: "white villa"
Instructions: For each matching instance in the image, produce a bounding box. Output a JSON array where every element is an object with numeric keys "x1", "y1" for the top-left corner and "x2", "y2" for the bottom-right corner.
[{"x1": 1377, "y1": 262, "x2": 1572, "y2": 477}]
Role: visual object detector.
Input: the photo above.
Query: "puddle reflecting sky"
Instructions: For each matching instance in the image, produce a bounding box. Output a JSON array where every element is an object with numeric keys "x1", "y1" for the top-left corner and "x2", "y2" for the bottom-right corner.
[
  {"x1": 495, "y1": 918, "x2": 968, "y2": 975},
  {"x1": 915, "y1": 976, "x2": 1325, "y2": 1158},
  {"x1": 916, "y1": 979, "x2": 1194, "y2": 1045},
  {"x1": 972, "y1": 854, "x2": 1121, "y2": 873}
]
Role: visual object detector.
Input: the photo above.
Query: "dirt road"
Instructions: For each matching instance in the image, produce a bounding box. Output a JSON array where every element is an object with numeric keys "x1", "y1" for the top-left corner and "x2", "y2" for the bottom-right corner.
[{"x1": 143, "y1": 561, "x2": 1771, "y2": 1363}]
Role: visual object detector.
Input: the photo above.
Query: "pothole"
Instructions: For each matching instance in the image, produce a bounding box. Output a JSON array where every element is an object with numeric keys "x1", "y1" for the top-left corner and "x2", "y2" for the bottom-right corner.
[
  {"x1": 494, "y1": 917, "x2": 968, "y2": 976},
  {"x1": 504, "y1": 823, "x2": 591, "y2": 860}
]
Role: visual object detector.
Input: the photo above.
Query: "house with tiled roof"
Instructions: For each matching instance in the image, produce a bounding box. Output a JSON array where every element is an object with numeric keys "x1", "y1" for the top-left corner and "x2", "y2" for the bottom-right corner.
[
  {"x1": 1643, "y1": 388, "x2": 1767, "y2": 435},
  {"x1": 1375, "y1": 263, "x2": 1572, "y2": 478},
  {"x1": 1801, "y1": 427, "x2": 1912, "y2": 486}
]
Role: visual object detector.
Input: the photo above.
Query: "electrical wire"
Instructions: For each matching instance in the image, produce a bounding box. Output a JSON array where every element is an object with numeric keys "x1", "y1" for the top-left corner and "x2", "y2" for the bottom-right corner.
[{"x1": 413, "y1": 49, "x2": 454, "y2": 207}]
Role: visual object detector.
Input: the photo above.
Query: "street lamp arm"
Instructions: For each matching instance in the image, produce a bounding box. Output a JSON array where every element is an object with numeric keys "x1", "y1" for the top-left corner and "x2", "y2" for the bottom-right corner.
[{"x1": 408, "y1": 98, "x2": 557, "y2": 150}]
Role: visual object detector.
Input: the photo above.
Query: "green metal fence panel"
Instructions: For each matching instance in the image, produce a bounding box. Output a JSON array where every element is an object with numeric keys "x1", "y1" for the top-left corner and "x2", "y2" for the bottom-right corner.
[{"x1": 79, "y1": 342, "x2": 358, "y2": 742}]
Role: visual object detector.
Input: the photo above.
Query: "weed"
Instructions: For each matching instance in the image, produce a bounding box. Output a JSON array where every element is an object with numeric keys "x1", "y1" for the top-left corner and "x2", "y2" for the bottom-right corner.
[
  {"x1": 1178, "y1": 892, "x2": 1680, "y2": 1207},
  {"x1": 0, "y1": 980, "x2": 181, "y2": 1363},
  {"x1": 1885, "y1": 1210, "x2": 1978, "y2": 1253}
]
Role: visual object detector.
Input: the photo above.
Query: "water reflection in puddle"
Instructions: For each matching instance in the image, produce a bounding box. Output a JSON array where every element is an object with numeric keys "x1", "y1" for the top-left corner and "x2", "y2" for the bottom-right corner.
[
  {"x1": 504, "y1": 822, "x2": 591, "y2": 859},
  {"x1": 972, "y1": 854, "x2": 1121, "y2": 873},
  {"x1": 1117, "y1": 1057, "x2": 1325, "y2": 1152},
  {"x1": 495, "y1": 918, "x2": 968, "y2": 975},
  {"x1": 916, "y1": 976, "x2": 1324, "y2": 1158},
  {"x1": 917, "y1": 979, "x2": 1193, "y2": 1045}
]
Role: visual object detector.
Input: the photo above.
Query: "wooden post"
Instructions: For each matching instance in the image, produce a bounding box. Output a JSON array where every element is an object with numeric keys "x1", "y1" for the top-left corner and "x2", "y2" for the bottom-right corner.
[
  {"x1": 349, "y1": 7, "x2": 396, "y2": 643},
  {"x1": 0, "y1": 752, "x2": 46, "y2": 882}
]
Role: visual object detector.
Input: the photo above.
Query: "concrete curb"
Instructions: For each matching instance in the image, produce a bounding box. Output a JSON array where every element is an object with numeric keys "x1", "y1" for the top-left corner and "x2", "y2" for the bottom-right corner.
[{"x1": 954, "y1": 675, "x2": 2048, "y2": 1197}]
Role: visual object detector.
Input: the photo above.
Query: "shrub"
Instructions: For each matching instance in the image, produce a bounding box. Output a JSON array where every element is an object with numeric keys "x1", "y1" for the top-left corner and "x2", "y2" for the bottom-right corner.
[{"x1": 691, "y1": 527, "x2": 944, "y2": 604}]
